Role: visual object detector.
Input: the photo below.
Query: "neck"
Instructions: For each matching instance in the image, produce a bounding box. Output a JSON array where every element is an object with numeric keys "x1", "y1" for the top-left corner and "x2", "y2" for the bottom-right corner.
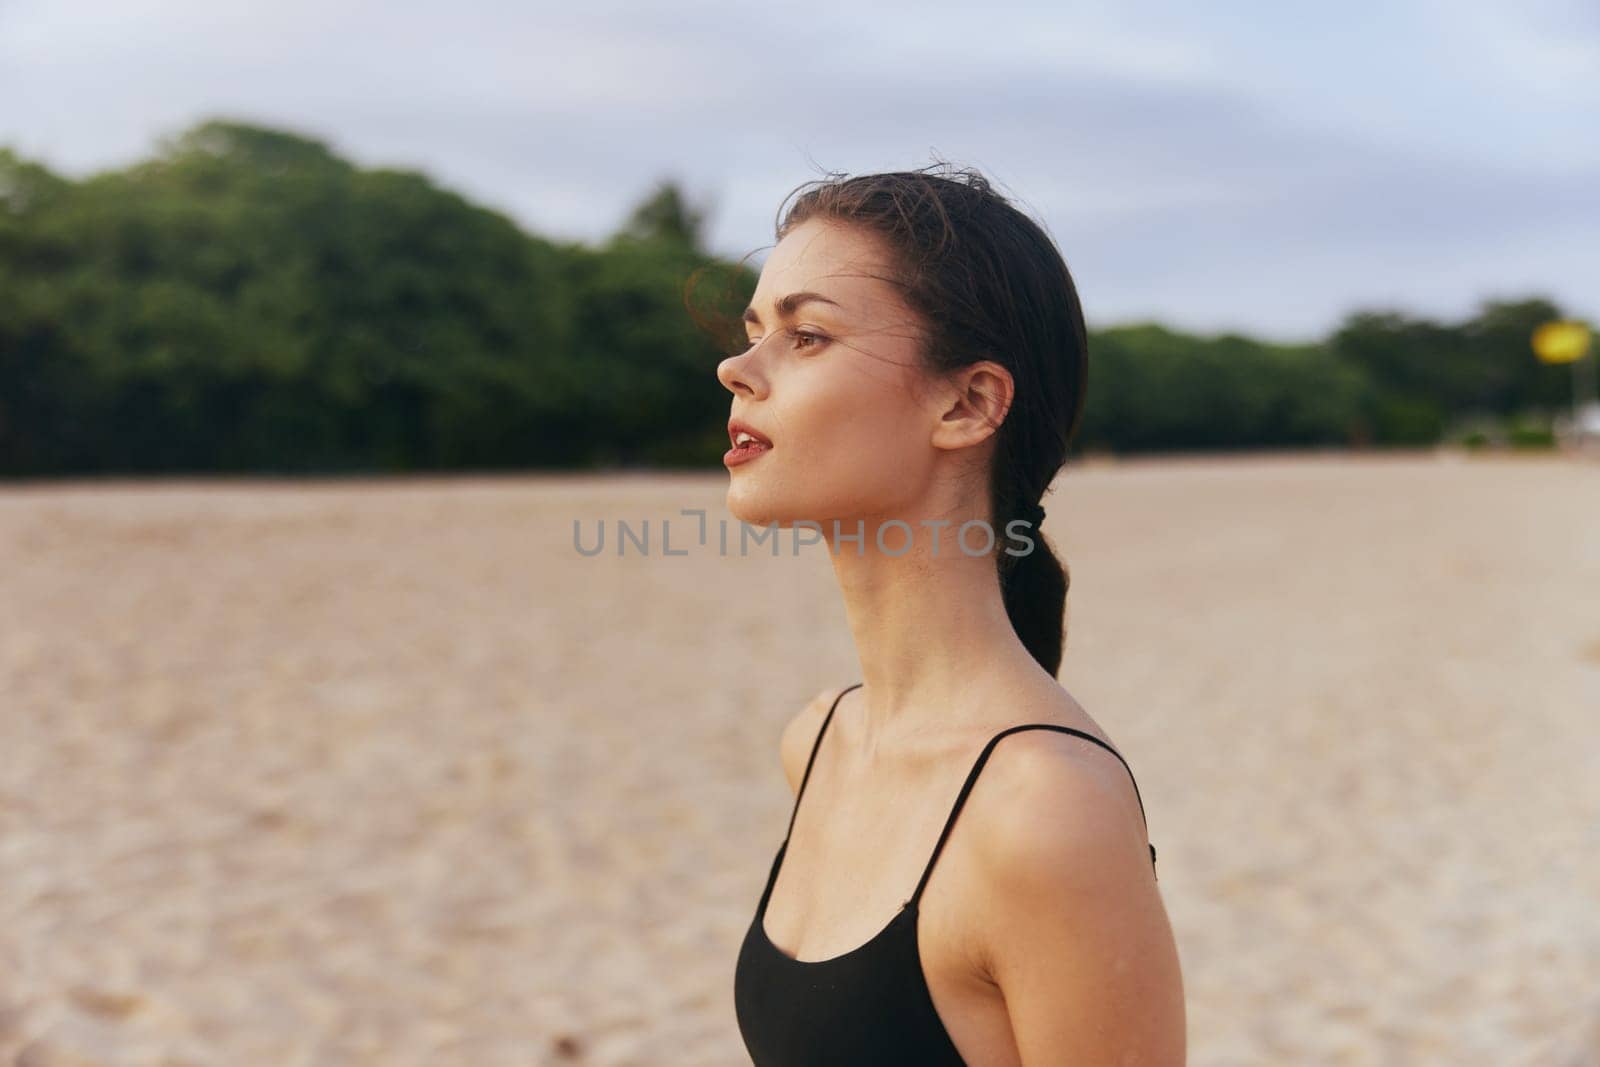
[{"x1": 825, "y1": 505, "x2": 1044, "y2": 755}]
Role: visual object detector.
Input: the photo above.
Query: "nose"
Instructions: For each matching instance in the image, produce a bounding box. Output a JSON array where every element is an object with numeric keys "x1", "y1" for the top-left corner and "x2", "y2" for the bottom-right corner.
[{"x1": 717, "y1": 345, "x2": 766, "y2": 399}]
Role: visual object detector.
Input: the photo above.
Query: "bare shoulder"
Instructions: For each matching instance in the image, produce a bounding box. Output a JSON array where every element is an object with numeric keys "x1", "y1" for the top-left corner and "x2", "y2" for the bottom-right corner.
[
  {"x1": 778, "y1": 685, "x2": 853, "y2": 796},
  {"x1": 962, "y1": 727, "x2": 1184, "y2": 1062},
  {"x1": 968, "y1": 727, "x2": 1151, "y2": 891}
]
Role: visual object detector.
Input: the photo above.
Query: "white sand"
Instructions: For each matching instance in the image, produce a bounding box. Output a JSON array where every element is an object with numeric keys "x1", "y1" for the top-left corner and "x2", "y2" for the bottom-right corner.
[{"x1": 0, "y1": 452, "x2": 1596, "y2": 1065}]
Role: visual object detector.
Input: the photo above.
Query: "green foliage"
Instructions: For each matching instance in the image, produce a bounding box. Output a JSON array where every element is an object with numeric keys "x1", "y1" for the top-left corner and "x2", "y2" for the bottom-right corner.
[
  {"x1": 563, "y1": 238, "x2": 752, "y2": 466},
  {"x1": 1506, "y1": 414, "x2": 1557, "y2": 450},
  {"x1": 0, "y1": 121, "x2": 757, "y2": 474},
  {"x1": 614, "y1": 180, "x2": 712, "y2": 253},
  {"x1": 1326, "y1": 298, "x2": 1574, "y2": 448},
  {"x1": 0, "y1": 119, "x2": 1580, "y2": 475},
  {"x1": 1076, "y1": 324, "x2": 1365, "y2": 453}
]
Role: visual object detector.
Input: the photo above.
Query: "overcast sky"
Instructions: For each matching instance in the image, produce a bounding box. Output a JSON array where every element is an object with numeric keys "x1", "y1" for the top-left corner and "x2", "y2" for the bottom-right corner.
[{"x1": 3, "y1": 0, "x2": 1596, "y2": 341}]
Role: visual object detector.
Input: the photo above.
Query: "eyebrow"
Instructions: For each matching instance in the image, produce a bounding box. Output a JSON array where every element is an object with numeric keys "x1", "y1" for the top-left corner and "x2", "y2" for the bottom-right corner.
[{"x1": 742, "y1": 290, "x2": 843, "y2": 326}]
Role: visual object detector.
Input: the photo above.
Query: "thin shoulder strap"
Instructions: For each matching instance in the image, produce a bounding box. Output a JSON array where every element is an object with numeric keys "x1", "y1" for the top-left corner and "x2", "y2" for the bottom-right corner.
[
  {"x1": 909, "y1": 723, "x2": 1157, "y2": 906},
  {"x1": 782, "y1": 683, "x2": 862, "y2": 842}
]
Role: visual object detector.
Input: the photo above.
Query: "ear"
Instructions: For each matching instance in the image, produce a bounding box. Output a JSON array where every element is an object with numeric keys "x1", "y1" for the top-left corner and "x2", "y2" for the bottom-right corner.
[{"x1": 929, "y1": 360, "x2": 1014, "y2": 452}]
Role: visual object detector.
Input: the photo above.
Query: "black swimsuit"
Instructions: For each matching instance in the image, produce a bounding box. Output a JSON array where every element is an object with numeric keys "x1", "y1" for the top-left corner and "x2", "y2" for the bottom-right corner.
[{"x1": 733, "y1": 683, "x2": 1157, "y2": 1065}]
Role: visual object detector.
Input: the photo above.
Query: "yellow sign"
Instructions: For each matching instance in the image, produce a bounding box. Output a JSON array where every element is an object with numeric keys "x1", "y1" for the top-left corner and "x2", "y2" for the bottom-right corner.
[{"x1": 1532, "y1": 321, "x2": 1591, "y2": 364}]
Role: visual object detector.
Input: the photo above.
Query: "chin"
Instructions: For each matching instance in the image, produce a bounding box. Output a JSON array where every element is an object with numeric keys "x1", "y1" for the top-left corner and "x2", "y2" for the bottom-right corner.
[
  {"x1": 726, "y1": 499, "x2": 776, "y2": 527},
  {"x1": 726, "y1": 488, "x2": 789, "y2": 528}
]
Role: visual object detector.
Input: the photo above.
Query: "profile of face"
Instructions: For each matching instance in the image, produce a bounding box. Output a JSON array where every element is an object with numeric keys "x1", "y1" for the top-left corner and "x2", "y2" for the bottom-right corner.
[{"x1": 716, "y1": 217, "x2": 1001, "y2": 532}]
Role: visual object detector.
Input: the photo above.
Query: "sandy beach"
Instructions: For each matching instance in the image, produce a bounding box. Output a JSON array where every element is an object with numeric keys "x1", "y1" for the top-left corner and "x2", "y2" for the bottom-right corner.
[{"x1": 1, "y1": 451, "x2": 1597, "y2": 1066}]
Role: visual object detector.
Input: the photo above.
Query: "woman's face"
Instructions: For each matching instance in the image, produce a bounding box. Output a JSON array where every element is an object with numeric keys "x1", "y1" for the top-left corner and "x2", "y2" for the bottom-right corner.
[{"x1": 716, "y1": 217, "x2": 945, "y2": 530}]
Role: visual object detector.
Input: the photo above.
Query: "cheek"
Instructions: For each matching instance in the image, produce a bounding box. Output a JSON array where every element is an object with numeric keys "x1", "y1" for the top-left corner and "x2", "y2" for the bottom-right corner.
[{"x1": 793, "y1": 380, "x2": 932, "y2": 503}]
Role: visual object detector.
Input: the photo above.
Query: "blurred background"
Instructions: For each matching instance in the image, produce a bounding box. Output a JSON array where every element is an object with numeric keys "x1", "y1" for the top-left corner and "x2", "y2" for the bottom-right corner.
[{"x1": 1, "y1": 1, "x2": 1597, "y2": 1065}]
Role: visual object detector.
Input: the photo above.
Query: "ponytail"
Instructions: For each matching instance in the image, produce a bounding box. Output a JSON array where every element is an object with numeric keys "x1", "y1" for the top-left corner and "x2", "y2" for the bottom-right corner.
[{"x1": 999, "y1": 506, "x2": 1068, "y2": 677}]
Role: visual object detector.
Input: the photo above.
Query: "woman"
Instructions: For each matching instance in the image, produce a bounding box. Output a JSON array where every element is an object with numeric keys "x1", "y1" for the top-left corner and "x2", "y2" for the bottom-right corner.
[{"x1": 722, "y1": 167, "x2": 1186, "y2": 1065}]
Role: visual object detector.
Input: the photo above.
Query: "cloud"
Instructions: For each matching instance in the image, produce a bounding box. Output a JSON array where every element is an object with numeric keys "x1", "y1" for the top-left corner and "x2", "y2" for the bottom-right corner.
[{"x1": 0, "y1": 0, "x2": 1593, "y2": 338}]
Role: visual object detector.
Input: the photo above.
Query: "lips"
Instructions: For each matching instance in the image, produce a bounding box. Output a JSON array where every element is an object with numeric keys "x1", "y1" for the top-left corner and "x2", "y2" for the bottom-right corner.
[
  {"x1": 725, "y1": 418, "x2": 773, "y2": 469},
  {"x1": 728, "y1": 419, "x2": 773, "y2": 449}
]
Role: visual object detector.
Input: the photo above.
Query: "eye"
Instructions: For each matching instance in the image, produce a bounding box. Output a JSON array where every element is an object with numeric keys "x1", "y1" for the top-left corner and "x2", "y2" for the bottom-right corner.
[{"x1": 738, "y1": 328, "x2": 828, "y2": 355}]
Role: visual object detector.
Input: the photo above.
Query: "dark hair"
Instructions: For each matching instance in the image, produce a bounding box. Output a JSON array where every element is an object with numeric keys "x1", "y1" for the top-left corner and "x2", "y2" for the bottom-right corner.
[{"x1": 774, "y1": 165, "x2": 1089, "y2": 677}]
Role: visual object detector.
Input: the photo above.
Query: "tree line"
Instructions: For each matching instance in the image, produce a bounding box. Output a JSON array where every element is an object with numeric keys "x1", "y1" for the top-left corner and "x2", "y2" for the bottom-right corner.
[{"x1": 0, "y1": 120, "x2": 1580, "y2": 477}]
